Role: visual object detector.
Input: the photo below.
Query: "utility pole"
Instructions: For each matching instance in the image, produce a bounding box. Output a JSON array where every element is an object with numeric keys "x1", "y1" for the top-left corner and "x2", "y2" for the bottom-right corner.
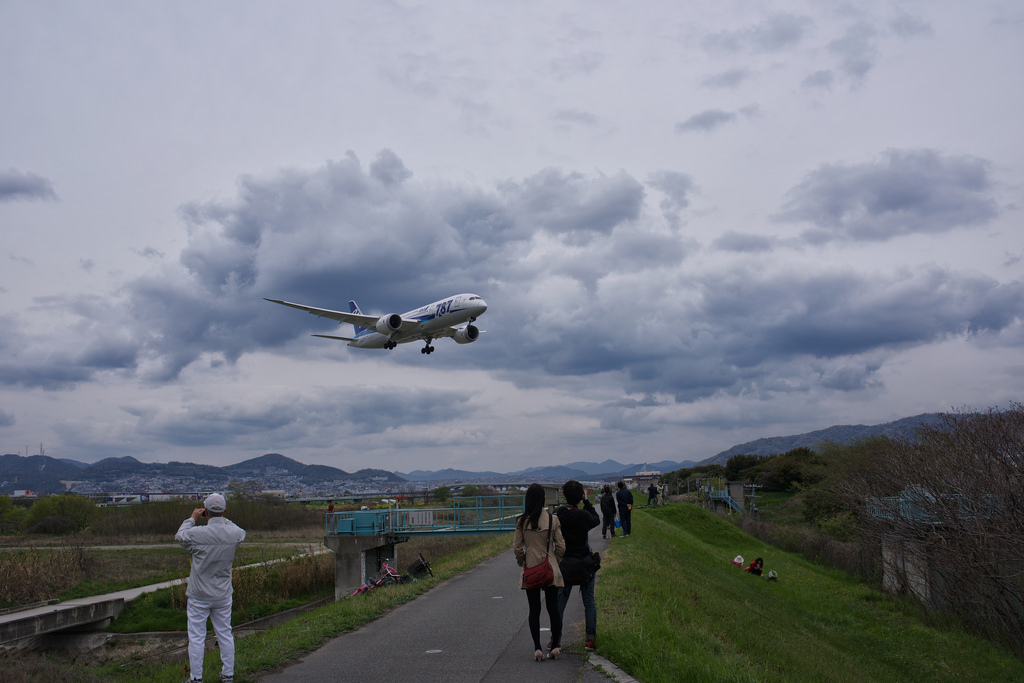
[{"x1": 745, "y1": 483, "x2": 762, "y2": 519}]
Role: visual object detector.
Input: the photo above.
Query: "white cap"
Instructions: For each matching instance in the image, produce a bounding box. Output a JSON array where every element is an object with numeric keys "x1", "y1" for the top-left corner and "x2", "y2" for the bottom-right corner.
[{"x1": 204, "y1": 493, "x2": 226, "y2": 513}]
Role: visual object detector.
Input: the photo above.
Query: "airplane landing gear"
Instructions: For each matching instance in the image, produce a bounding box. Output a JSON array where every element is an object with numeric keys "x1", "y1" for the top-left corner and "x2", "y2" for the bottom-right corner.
[{"x1": 421, "y1": 341, "x2": 435, "y2": 354}]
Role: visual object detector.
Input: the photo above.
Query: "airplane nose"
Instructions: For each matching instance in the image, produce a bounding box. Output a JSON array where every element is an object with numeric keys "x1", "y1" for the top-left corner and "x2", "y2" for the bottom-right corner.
[{"x1": 476, "y1": 298, "x2": 488, "y2": 313}]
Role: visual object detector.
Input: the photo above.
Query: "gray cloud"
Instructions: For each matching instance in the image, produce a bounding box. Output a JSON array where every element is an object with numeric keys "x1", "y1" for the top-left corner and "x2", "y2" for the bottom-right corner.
[
  {"x1": 369, "y1": 149, "x2": 413, "y2": 186},
  {"x1": 890, "y1": 13, "x2": 933, "y2": 38},
  {"x1": 647, "y1": 170, "x2": 697, "y2": 229},
  {"x1": 703, "y1": 13, "x2": 813, "y2": 53},
  {"x1": 549, "y1": 51, "x2": 605, "y2": 79},
  {"x1": 774, "y1": 149, "x2": 999, "y2": 242},
  {"x1": 498, "y1": 168, "x2": 645, "y2": 243},
  {"x1": 675, "y1": 110, "x2": 735, "y2": 134},
  {"x1": 0, "y1": 409, "x2": 15, "y2": 427},
  {"x1": 0, "y1": 297, "x2": 139, "y2": 390},
  {"x1": 551, "y1": 109, "x2": 600, "y2": 127},
  {"x1": 612, "y1": 267, "x2": 1024, "y2": 402},
  {"x1": 120, "y1": 386, "x2": 475, "y2": 449},
  {"x1": 676, "y1": 105, "x2": 759, "y2": 134},
  {"x1": 0, "y1": 169, "x2": 58, "y2": 202},
  {"x1": 801, "y1": 69, "x2": 834, "y2": 91},
  {"x1": 701, "y1": 68, "x2": 752, "y2": 89},
  {"x1": 828, "y1": 22, "x2": 878, "y2": 85},
  {"x1": 712, "y1": 231, "x2": 777, "y2": 253}
]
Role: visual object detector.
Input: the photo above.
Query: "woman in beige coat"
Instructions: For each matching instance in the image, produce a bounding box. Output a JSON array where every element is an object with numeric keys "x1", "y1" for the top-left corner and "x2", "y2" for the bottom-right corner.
[{"x1": 513, "y1": 483, "x2": 566, "y2": 661}]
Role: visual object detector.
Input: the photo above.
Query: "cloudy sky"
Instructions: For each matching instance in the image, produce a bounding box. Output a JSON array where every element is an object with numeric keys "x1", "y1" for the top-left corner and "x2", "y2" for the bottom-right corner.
[{"x1": 2, "y1": 1, "x2": 1022, "y2": 475}]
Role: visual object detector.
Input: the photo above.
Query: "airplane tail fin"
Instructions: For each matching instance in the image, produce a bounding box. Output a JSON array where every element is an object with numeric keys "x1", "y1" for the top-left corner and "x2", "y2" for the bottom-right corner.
[{"x1": 349, "y1": 300, "x2": 369, "y2": 336}]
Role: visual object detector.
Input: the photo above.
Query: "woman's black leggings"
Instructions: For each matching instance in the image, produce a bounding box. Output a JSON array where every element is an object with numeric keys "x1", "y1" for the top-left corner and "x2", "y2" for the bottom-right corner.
[{"x1": 526, "y1": 585, "x2": 562, "y2": 649}]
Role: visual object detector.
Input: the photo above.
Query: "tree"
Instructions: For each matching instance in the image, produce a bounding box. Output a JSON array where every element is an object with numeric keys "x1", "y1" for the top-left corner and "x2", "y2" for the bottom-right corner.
[
  {"x1": 724, "y1": 454, "x2": 761, "y2": 481},
  {"x1": 227, "y1": 479, "x2": 265, "y2": 501},
  {"x1": 0, "y1": 495, "x2": 28, "y2": 534},
  {"x1": 432, "y1": 486, "x2": 452, "y2": 503},
  {"x1": 24, "y1": 494, "x2": 97, "y2": 534},
  {"x1": 841, "y1": 404, "x2": 1024, "y2": 656},
  {"x1": 757, "y1": 447, "x2": 825, "y2": 491}
]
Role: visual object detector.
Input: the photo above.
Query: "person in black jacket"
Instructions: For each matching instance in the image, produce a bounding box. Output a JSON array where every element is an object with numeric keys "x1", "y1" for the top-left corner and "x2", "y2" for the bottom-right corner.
[
  {"x1": 599, "y1": 484, "x2": 617, "y2": 538},
  {"x1": 555, "y1": 480, "x2": 600, "y2": 649},
  {"x1": 615, "y1": 481, "x2": 633, "y2": 536}
]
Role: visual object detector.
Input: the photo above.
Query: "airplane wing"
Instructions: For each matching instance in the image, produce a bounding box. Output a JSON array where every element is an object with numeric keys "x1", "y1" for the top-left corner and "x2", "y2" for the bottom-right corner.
[
  {"x1": 311, "y1": 333, "x2": 357, "y2": 342},
  {"x1": 430, "y1": 325, "x2": 464, "y2": 339},
  {"x1": 263, "y1": 298, "x2": 420, "y2": 334}
]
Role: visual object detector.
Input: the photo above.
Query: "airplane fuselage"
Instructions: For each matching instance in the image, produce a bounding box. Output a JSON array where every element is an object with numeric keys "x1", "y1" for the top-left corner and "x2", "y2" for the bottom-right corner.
[{"x1": 350, "y1": 293, "x2": 487, "y2": 348}]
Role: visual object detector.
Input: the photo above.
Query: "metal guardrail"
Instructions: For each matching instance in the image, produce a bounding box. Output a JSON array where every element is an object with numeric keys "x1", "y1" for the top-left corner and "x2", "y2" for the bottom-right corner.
[{"x1": 326, "y1": 495, "x2": 525, "y2": 537}]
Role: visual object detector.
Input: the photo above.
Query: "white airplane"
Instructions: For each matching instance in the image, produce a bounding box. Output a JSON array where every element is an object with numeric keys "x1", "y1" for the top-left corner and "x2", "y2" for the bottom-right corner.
[{"x1": 264, "y1": 293, "x2": 487, "y2": 354}]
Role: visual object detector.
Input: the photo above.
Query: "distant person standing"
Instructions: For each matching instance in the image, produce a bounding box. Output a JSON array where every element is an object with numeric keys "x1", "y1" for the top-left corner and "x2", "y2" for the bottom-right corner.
[
  {"x1": 615, "y1": 481, "x2": 633, "y2": 536},
  {"x1": 600, "y1": 485, "x2": 617, "y2": 539},
  {"x1": 555, "y1": 480, "x2": 600, "y2": 649},
  {"x1": 647, "y1": 483, "x2": 659, "y2": 507},
  {"x1": 176, "y1": 493, "x2": 246, "y2": 683}
]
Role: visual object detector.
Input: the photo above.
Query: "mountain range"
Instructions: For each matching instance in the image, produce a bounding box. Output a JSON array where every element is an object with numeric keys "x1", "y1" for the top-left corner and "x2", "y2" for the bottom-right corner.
[
  {"x1": 0, "y1": 452, "x2": 401, "y2": 496},
  {"x1": 2, "y1": 413, "x2": 943, "y2": 495}
]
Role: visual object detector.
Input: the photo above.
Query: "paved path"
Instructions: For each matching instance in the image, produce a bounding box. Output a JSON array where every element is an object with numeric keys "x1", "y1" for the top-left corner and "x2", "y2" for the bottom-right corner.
[{"x1": 260, "y1": 526, "x2": 616, "y2": 683}]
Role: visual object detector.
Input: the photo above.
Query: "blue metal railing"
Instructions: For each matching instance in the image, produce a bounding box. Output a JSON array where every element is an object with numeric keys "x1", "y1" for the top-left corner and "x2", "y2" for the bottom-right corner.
[
  {"x1": 326, "y1": 495, "x2": 525, "y2": 536},
  {"x1": 707, "y1": 488, "x2": 744, "y2": 513},
  {"x1": 866, "y1": 494, "x2": 940, "y2": 524}
]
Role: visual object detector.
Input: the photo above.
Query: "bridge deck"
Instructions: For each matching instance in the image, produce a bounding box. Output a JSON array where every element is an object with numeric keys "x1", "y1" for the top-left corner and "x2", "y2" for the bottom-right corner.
[{"x1": 326, "y1": 495, "x2": 525, "y2": 537}]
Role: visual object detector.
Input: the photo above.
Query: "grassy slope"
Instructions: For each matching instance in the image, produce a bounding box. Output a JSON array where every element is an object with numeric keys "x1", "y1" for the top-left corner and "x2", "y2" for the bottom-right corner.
[{"x1": 597, "y1": 504, "x2": 1024, "y2": 683}]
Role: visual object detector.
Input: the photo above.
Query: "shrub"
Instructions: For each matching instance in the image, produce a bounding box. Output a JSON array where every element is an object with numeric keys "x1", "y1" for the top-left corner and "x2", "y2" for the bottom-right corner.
[
  {"x1": 23, "y1": 494, "x2": 97, "y2": 534},
  {"x1": 841, "y1": 403, "x2": 1024, "y2": 657}
]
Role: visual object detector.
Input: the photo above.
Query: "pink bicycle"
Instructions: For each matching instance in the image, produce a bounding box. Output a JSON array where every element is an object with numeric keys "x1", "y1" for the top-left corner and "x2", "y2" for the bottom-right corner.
[{"x1": 348, "y1": 559, "x2": 407, "y2": 597}]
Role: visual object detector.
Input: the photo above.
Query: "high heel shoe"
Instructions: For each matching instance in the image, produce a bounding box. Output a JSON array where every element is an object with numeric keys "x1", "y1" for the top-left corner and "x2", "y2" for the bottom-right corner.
[
  {"x1": 548, "y1": 646, "x2": 560, "y2": 659},
  {"x1": 534, "y1": 649, "x2": 544, "y2": 662}
]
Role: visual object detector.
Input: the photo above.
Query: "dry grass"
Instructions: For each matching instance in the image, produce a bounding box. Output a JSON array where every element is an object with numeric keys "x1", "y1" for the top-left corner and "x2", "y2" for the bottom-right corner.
[{"x1": 0, "y1": 544, "x2": 89, "y2": 607}]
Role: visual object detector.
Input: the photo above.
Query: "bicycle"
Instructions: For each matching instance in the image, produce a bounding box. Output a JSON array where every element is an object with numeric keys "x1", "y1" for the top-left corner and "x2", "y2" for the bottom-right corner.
[
  {"x1": 406, "y1": 553, "x2": 433, "y2": 579},
  {"x1": 348, "y1": 558, "x2": 408, "y2": 597}
]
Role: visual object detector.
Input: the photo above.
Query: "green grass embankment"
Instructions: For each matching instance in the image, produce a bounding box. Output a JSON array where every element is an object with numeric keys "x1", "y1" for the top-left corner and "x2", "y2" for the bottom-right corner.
[{"x1": 597, "y1": 503, "x2": 1024, "y2": 683}]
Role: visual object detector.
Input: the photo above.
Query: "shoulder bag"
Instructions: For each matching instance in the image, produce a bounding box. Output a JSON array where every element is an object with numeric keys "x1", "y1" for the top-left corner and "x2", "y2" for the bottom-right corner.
[{"x1": 522, "y1": 511, "x2": 554, "y2": 589}]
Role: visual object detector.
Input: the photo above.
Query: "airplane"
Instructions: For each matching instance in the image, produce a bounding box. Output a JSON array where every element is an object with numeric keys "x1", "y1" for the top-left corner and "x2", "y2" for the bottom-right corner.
[{"x1": 264, "y1": 293, "x2": 487, "y2": 354}]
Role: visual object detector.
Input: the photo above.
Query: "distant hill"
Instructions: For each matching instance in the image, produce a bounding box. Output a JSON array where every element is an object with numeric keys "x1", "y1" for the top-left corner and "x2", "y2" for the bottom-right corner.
[
  {"x1": 699, "y1": 413, "x2": 944, "y2": 466},
  {"x1": 397, "y1": 468, "x2": 507, "y2": 482},
  {"x1": 223, "y1": 453, "x2": 350, "y2": 480},
  {"x1": 1, "y1": 452, "x2": 405, "y2": 494},
  {"x1": 0, "y1": 453, "x2": 84, "y2": 493}
]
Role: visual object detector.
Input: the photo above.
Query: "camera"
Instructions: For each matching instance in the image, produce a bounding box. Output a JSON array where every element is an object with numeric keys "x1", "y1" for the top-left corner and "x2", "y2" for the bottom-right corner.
[{"x1": 201, "y1": 509, "x2": 208, "y2": 518}]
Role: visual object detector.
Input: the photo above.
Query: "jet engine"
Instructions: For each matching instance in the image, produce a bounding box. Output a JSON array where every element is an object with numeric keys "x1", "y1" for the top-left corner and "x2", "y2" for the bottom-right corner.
[
  {"x1": 453, "y1": 324, "x2": 480, "y2": 344},
  {"x1": 375, "y1": 314, "x2": 403, "y2": 334}
]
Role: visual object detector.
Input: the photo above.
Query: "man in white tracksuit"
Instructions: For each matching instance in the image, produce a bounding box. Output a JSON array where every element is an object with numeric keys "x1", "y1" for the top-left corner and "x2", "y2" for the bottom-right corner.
[{"x1": 176, "y1": 493, "x2": 246, "y2": 683}]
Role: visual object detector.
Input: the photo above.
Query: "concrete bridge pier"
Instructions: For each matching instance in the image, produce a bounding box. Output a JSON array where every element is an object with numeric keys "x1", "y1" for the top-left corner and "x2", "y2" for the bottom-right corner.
[{"x1": 323, "y1": 535, "x2": 406, "y2": 600}]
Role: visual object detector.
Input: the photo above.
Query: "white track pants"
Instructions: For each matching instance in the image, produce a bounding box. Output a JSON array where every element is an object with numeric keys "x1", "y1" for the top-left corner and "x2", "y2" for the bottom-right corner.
[{"x1": 186, "y1": 596, "x2": 235, "y2": 680}]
